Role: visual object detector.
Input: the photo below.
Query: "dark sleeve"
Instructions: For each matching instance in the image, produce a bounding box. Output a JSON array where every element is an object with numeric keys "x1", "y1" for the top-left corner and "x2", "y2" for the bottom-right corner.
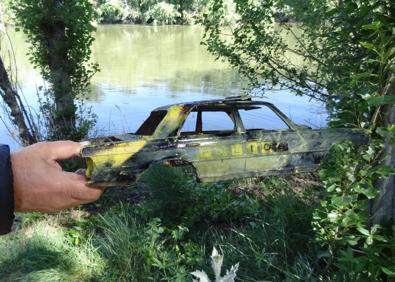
[{"x1": 0, "y1": 145, "x2": 14, "y2": 235}]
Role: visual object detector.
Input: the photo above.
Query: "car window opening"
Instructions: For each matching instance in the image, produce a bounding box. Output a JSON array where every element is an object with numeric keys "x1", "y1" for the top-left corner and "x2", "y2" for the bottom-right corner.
[
  {"x1": 238, "y1": 106, "x2": 290, "y2": 131},
  {"x1": 179, "y1": 108, "x2": 236, "y2": 137}
]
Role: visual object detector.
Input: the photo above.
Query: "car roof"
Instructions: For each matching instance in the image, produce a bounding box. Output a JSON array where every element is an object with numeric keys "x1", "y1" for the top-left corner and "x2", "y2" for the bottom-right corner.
[{"x1": 152, "y1": 96, "x2": 275, "y2": 111}]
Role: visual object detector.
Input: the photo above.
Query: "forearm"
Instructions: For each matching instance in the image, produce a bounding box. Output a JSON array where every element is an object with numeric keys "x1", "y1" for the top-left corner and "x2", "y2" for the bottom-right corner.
[{"x1": 0, "y1": 145, "x2": 15, "y2": 235}]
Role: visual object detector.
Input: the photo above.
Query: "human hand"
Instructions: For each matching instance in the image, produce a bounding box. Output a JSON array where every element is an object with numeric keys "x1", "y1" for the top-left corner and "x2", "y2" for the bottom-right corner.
[{"x1": 11, "y1": 141, "x2": 102, "y2": 212}]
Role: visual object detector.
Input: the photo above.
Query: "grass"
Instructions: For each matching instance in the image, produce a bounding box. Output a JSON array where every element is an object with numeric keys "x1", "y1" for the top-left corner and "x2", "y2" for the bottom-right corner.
[
  {"x1": 0, "y1": 217, "x2": 103, "y2": 281},
  {"x1": 0, "y1": 165, "x2": 325, "y2": 281}
]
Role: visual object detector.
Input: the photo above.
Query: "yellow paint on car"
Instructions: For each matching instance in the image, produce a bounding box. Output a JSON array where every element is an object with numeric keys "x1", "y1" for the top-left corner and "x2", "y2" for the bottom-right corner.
[
  {"x1": 261, "y1": 142, "x2": 273, "y2": 153},
  {"x1": 85, "y1": 140, "x2": 147, "y2": 177},
  {"x1": 153, "y1": 105, "x2": 186, "y2": 138},
  {"x1": 231, "y1": 144, "x2": 243, "y2": 156},
  {"x1": 199, "y1": 147, "x2": 212, "y2": 158},
  {"x1": 247, "y1": 142, "x2": 259, "y2": 154}
]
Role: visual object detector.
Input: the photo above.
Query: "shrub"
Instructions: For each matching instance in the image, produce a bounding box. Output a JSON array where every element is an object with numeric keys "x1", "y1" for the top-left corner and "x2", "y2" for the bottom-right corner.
[
  {"x1": 313, "y1": 141, "x2": 395, "y2": 280},
  {"x1": 147, "y1": 2, "x2": 180, "y2": 25},
  {"x1": 140, "y1": 164, "x2": 261, "y2": 229},
  {"x1": 98, "y1": 0, "x2": 142, "y2": 24}
]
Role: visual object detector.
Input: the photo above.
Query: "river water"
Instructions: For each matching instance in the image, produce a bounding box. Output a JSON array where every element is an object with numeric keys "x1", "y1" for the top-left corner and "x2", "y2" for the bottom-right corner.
[{"x1": 1, "y1": 25, "x2": 327, "y2": 149}]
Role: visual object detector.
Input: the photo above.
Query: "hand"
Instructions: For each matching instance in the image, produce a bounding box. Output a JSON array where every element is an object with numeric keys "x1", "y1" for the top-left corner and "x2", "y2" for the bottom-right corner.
[{"x1": 11, "y1": 141, "x2": 102, "y2": 212}]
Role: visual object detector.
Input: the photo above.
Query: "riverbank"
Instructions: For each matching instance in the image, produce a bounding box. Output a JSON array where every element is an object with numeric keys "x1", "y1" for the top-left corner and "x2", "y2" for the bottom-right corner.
[
  {"x1": 0, "y1": 0, "x2": 296, "y2": 27},
  {"x1": 95, "y1": 0, "x2": 295, "y2": 25}
]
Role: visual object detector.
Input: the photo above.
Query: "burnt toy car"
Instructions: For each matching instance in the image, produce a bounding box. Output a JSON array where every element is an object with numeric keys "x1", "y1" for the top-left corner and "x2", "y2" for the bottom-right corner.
[{"x1": 81, "y1": 96, "x2": 368, "y2": 187}]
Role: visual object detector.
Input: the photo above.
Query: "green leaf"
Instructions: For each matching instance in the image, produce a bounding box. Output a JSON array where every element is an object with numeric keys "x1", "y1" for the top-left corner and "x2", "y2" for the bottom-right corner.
[
  {"x1": 362, "y1": 21, "x2": 382, "y2": 30},
  {"x1": 332, "y1": 196, "x2": 352, "y2": 206},
  {"x1": 381, "y1": 267, "x2": 395, "y2": 277},
  {"x1": 366, "y1": 95, "x2": 395, "y2": 106},
  {"x1": 346, "y1": 238, "x2": 359, "y2": 246},
  {"x1": 357, "y1": 225, "x2": 370, "y2": 236},
  {"x1": 360, "y1": 41, "x2": 375, "y2": 51},
  {"x1": 354, "y1": 186, "x2": 377, "y2": 199},
  {"x1": 366, "y1": 235, "x2": 373, "y2": 245},
  {"x1": 376, "y1": 126, "x2": 395, "y2": 137}
]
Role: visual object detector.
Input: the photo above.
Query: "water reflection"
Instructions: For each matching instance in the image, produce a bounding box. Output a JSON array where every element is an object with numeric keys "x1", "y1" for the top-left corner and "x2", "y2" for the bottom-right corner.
[{"x1": 91, "y1": 25, "x2": 246, "y2": 96}]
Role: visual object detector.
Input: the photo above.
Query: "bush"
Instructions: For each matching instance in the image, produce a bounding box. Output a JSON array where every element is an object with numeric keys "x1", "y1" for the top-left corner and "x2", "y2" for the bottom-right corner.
[
  {"x1": 313, "y1": 141, "x2": 395, "y2": 280},
  {"x1": 140, "y1": 164, "x2": 261, "y2": 229},
  {"x1": 147, "y1": 2, "x2": 180, "y2": 25},
  {"x1": 97, "y1": 0, "x2": 141, "y2": 24}
]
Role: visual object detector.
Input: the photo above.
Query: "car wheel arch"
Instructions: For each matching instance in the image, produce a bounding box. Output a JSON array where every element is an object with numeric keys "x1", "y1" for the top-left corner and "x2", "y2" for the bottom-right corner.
[{"x1": 150, "y1": 157, "x2": 201, "y2": 181}]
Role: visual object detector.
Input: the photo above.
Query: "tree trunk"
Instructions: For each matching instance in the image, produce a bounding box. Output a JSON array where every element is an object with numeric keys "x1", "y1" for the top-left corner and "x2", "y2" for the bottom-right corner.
[
  {"x1": 44, "y1": 3, "x2": 76, "y2": 139},
  {"x1": 0, "y1": 57, "x2": 36, "y2": 145},
  {"x1": 370, "y1": 76, "x2": 395, "y2": 224}
]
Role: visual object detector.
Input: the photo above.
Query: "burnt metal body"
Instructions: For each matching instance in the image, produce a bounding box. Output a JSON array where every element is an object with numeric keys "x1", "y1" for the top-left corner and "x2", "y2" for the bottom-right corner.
[{"x1": 81, "y1": 97, "x2": 369, "y2": 187}]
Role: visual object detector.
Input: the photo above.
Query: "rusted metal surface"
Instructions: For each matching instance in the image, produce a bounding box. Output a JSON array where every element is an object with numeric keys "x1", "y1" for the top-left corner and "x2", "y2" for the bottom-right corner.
[{"x1": 81, "y1": 96, "x2": 369, "y2": 187}]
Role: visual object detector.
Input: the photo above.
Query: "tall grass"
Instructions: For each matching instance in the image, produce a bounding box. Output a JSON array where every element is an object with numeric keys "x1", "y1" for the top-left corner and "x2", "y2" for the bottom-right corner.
[
  {"x1": 0, "y1": 219, "x2": 103, "y2": 281},
  {"x1": 90, "y1": 166, "x2": 323, "y2": 281},
  {"x1": 0, "y1": 165, "x2": 324, "y2": 281}
]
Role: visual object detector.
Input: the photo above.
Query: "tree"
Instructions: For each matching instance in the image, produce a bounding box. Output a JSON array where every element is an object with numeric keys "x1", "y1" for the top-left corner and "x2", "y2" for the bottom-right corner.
[
  {"x1": 0, "y1": 4, "x2": 37, "y2": 145},
  {"x1": 11, "y1": 0, "x2": 98, "y2": 140}
]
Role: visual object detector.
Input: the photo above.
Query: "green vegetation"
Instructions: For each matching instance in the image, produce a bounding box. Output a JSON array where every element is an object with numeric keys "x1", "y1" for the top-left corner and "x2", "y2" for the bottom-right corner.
[
  {"x1": 10, "y1": 0, "x2": 98, "y2": 141},
  {"x1": 0, "y1": 167, "x2": 323, "y2": 281},
  {"x1": 203, "y1": 0, "x2": 395, "y2": 279},
  {"x1": 313, "y1": 141, "x2": 395, "y2": 280},
  {"x1": 0, "y1": 0, "x2": 393, "y2": 280},
  {"x1": 0, "y1": 218, "x2": 104, "y2": 281},
  {"x1": 93, "y1": 0, "x2": 235, "y2": 25}
]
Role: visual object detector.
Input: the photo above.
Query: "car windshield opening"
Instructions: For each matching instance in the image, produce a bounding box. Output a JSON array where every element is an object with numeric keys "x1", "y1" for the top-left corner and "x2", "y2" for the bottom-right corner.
[
  {"x1": 135, "y1": 110, "x2": 167, "y2": 135},
  {"x1": 238, "y1": 106, "x2": 290, "y2": 131}
]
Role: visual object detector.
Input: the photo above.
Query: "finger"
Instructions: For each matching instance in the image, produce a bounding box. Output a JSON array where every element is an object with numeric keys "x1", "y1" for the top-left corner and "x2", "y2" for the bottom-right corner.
[
  {"x1": 72, "y1": 183, "x2": 103, "y2": 202},
  {"x1": 64, "y1": 172, "x2": 103, "y2": 202},
  {"x1": 49, "y1": 159, "x2": 63, "y2": 170},
  {"x1": 43, "y1": 141, "x2": 84, "y2": 160}
]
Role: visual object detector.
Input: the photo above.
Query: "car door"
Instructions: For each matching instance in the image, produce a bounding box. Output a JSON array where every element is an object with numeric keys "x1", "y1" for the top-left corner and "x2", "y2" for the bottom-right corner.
[
  {"x1": 175, "y1": 107, "x2": 247, "y2": 182},
  {"x1": 239, "y1": 104, "x2": 322, "y2": 176}
]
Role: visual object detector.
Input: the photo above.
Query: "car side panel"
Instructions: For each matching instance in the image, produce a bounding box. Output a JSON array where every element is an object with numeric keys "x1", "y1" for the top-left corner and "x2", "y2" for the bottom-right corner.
[
  {"x1": 175, "y1": 134, "x2": 246, "y2": 181},
  {"x1": 243, "y1": 128, "x2": 368, "y2": 177}
]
